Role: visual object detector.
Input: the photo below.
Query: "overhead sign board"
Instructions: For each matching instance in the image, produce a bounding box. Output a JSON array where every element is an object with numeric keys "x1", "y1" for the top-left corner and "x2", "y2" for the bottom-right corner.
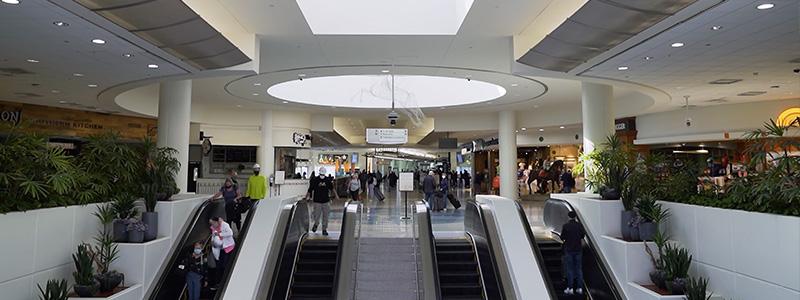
[{"x1": 366, "y1": 128, "x2": 408, "y2": 144}]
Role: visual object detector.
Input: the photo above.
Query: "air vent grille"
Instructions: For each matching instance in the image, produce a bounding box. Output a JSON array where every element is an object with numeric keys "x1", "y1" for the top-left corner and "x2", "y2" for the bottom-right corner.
[
  {"x1": 708, "y1": 79, "x2": 742, "y2": 84},
  {"x1": 737, "y1": 91, "x2": 766, "y2": 96}
]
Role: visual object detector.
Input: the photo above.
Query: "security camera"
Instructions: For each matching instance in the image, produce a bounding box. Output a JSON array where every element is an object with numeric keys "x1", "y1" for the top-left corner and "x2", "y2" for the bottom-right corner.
[
  {"x1": 387, "y1": 110, "x2": 399, "y2": 126},
  {"x1": 467, "y1": 78, "x2": 471, "y2": 81},
  {"x1": 685, "y1": 117, "x2": 692, "y2": 127},
  {"x1": 794, "y1": 68, "x2": 800, "y2": 74}
]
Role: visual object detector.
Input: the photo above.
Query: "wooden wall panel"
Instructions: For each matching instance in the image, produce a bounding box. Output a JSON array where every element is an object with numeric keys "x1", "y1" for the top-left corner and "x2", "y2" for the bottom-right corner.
[{"x1": 0, "y1": 101, "x2": 157, "y2": 140}]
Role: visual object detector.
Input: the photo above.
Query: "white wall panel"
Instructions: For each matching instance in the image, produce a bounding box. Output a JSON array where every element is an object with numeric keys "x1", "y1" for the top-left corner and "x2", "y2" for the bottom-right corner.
[
  {"x1": 695, "y1": 262, "x2": 736, "y2": 300},
  {"x1": 73, "y1": 204, "x2": 102, "y2": 246},
  {"x1": 0, "y1": 276, "x2": 31, "y2": 300},
  {"x1": 30, "y1": 264, "x2": 73, "y2": 298},
  {"x1": 434, "y1": 113, "x2": 499, "y2": 132},
  {"x1": 0, "y1": 210, "x2": 37, "y2": 283},
  {"x1": 662, "y1": 203, "x2": 699, "y2": 259},
  {"x1": 735, "y1": 274, "x2": 800, "y2": 300},
  {"x1": 776, "y1": 216, "x2": 800, "y2": 291},
  {"x1": 694, "y1": 206, "x2": 734, "y2": 270},
  {"x1": 34, "y1": 206, "x2": 76, "y2": 273}
]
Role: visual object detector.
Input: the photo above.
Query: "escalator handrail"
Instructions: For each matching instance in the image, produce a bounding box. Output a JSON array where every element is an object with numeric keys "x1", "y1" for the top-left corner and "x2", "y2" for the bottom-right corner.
[
  {"x1": 547, "y1": 198, "x2": 627, "y2": 300},
  {"x1": 333, "y1": 200, "x2": 361, "y2": 299},
  {"x1": 465, "y1": 200, "x2": 506, "y2": 299},
  {"x1": 261, "y1": 198, "x2": 308, "y2": 300},
  {"x1": 213, "y1": 199, "x2": 261, "y2": 299},
  {"x1": 415, "y1": 200, "x2": 441, "y2": 300},
  {"x1": 512, "y1": 201, "x2": 559, "y2": 300},
  {"x1": 145, "y1": 198, "x2": 215, "y2": 299}
]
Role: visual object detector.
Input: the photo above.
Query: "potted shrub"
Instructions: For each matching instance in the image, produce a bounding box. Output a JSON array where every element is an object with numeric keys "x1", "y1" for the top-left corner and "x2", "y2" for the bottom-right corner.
[
  {"x1": 92, "y1": 203, "x2": 124, "y2": 293},
  {"x1": 126, "y1": 219, "x2": 148, "y2": 243},
  {"x1": 72, "y1": 243, "x2": 97, "y2": 297},
  {"x1": 111, "y1": 194, "x2": 139, "y2": 242},
  {"x1": 663, "y1": 243, "x2": 692, "y2": 294},
  {"x1": 645, "y1": 228, "x2": 671, "y2": 289},
  {"x1": 138, "y1": 137, "x2": 181, "y2": 241},
  {"x1": 637, "y1": 194, "x2": 670, "y2": 241},
  {"x1": 36, "y1": 279, "x2": 69, "y2": 300},
  {"x1": 628, "y1": 216, "x2": 643, "y2": 241},
  {"x1": 684, "y1": 276, "x2": 713, "y2": 300},
  {"x1": 620, "y1": 179, "x2": 640, "y2": 240}
]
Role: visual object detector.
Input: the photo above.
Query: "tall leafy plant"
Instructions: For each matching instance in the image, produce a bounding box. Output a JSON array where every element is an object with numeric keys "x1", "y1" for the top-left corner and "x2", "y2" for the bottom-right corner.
[
  {"x1": 72, "y1": 243, "x2": 96, "y2": 293},
  {"x1": 577, "y1": 135, "x2": 637, "y2": 199},
  {"x1": 137, "y1": 136, "x2": 180, "y2": 212},
  {"x1": 79, "y1": 130, "x2": 140, "y2": 201}
]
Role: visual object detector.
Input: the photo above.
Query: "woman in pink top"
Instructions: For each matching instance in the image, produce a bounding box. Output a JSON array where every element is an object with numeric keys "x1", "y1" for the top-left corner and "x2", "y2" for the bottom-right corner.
[{"x1": 209, "y1": 216, "x2": 235, "y2": 290}]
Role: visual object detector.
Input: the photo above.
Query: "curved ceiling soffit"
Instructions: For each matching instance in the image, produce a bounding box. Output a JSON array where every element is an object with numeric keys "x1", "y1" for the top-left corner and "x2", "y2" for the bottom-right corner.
[
  {"x1": 223, "y1": 65, "x2": 550, "y2": 109},
  {"x1": 98, "y1": 69, "x2": 257, "y2": 117}
]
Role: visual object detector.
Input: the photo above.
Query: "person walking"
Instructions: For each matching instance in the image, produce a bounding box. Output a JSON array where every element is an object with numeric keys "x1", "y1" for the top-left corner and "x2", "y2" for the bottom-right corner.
[
  {"x1": 306, "y1": 168, "x2": 339, "y2": 236},
  {"x1": 208, "y1": 178, "x2": 242, "y2": 231},
  {"x1": 439, "y1": 173, "x2": 450, "y2": 211},
  {"x1": 181, "y1": 242, "x2": 208, "y2": 300},
  {"x1": 348, "y1": 174, "x2": 361, "y2": 201},
  {"x1": 368, "y1": 172, "x2": 376, "y2": 200},
  {"x1": 561, "y1": 169, "x2": 575, "y2": 193},
  {"x1": 388, "y1": 171, "x2": 398, "y2": 189},
  {"x1": 246, "y1": 163, "x2": 267, "y2": 200},
  {"x1": 422, "y1": 171, "x2": 437, "y2": 207},
  {"x1": 209, "y1": 216, "x2": 234, "y2": 290},
  {"x1": 359, "y1": 171, "x2": 369, "y2": 195},
  {"x1": 474, "y1": 171, "x2": 483, "y2": 194},
  {"x1": 561, "y1": 211, "x2": 585, "y2": 295}
]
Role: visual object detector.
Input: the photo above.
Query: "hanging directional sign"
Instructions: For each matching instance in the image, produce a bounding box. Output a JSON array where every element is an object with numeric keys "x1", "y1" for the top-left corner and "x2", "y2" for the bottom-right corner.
[{"x1": 366, "y1": 128, "x2": 408, "y2": 144}]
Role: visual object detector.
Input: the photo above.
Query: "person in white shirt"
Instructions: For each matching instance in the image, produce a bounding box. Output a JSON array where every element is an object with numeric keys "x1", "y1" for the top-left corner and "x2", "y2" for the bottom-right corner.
[{"x1": 209, "y1": 216, "x2": 234, "y2": 290}]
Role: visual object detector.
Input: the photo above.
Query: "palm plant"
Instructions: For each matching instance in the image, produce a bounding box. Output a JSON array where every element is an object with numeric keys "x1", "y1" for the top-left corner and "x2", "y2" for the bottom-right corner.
[
  {"x1": 78, "y1": 130, "x2": 140, "y2": 201},
  {"x1": 37, "y1": 279, "x2": 69, "y2": 300},
  {"x1": 111, "y1": 193, "x2": 139, "y2": 221},
  {"x1": 577, "y1": 135, "x2": 638, "y2": 199},
  {"x1": 684, "y1": 277, "x2": 712, "y2": 300},
  {"x1": 138, "y1": 136, "x2": 180, "y2": 212}
]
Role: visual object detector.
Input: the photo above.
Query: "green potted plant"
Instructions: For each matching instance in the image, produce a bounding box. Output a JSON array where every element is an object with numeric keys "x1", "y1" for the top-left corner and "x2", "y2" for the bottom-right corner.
[
  {"x1": 637, "y1": 194, "x2": 670, "y2": 241},
  {"x1": 646, "y1": 229, "x2": 671, "y2": 289},
  {"x1": 138, "y1": 136, "x2": 180, "y2": 241},
  {"x1": 620, "y1": 178, "x2": 641, "y2": 240},
  {"x1": 92, "y1": 204, "x2": 124, "y2": 293},
  {"x1": 126, "y1": 219, "x2": 148, "y2": 243},
  {"x1": 36, "y1": 279, "x2": 69, "y2": 300},
  {"x1": 684, "y1": 276, "x2": 712, "y2": 300},
  {"x1": 111, "y1": 194, "x2": 139, "y2": 242},
  {"x1": 664, "y1": 243, "x2": 692, "y2": 294},
  {"x1": 72, "y1": 243, "x2": 97, "y2": 297}
]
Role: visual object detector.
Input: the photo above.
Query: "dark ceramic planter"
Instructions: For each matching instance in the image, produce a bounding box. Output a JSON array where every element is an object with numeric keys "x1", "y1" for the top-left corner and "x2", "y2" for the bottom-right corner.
[
  {"x1": 668, "y1": 277, "x2": 688, "y2": 295},
  {"x1": 649, "y1": 269, "x2": 667, "y2": 289},
  {"x1": 621, "y1": 210, "x2": 637, "y2": 240},
  {"x1": 73, "y1": 284, "x2": 96, "y2": 297},
  {"x1": 639, "y1": 222, "x2": 657, "y2": 241},
  {"x1": 113, "y1": 222, "x2": 128, "y2": 242},
  {"x1": 141, "y1": 212, "x2": 158, "y2": 241},
  {"x1": 602, "y1": 189, "x2": 621, "y2": 200},
  {"x1": 95, "y1": 272, "x2": 123, "y2": 293},
  {"x1": 630, "y1": 226, "x2": 640, "y2": 241},
  {"x1": 128, "y1": 230, "x2": 145, "y2": 243}
]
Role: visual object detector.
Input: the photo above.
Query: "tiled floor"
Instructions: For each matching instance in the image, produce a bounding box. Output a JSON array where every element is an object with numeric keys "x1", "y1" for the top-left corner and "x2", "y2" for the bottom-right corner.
[{"x1": 307, "y1": 186, "x2": 552, "y2": 239}]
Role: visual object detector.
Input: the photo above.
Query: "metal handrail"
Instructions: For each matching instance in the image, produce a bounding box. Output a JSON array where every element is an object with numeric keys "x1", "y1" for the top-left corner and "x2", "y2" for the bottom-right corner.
[
  {"x1": 414, "y1": 201, "x2": 440, "y2": 300},
  {"x1": 256, "y1": 196, "x2": 308, "y2": 300},
  {"x1": 350, "y1": 201, "x2": 364, "y2": 300},
  {"x1": 467, "y1": 200, "x2": 507, "y2": 299},
  {"x1": 333, "y1": 201, "x2": 362, "y2": 299},
  {"x1": 546, "y1": 197, "x2": 627, "y2": 300}
]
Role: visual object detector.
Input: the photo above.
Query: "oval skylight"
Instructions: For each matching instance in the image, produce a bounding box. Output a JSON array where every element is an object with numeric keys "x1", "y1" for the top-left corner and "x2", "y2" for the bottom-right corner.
[{"x1": 267, "y1": 75, "x2": 506, "y2": 108}]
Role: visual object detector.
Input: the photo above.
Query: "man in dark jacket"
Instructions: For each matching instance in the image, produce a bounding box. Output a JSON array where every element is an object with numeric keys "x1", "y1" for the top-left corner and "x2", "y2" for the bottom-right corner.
[
  {"x1": 561, "y1": 211, "x2": 585, "y2": 295},
  {"x1": 422, "y1": 171, "x2": 437, "y2": 205},
  {"x1": 306, "y1": 168, "x2": 339, "y2": 236}
]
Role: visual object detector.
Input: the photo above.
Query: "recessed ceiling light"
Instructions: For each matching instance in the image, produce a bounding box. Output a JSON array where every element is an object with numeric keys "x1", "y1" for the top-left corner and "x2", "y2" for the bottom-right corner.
[
  {"x1": 51, "y1": 90, "x2": 60, "y2": 93},
  {"x1": 381, "y1": 70, "x2": 390, "y2": 73},
  {"x1": 521, "y1": 127, "x2": 526, "y2": 131},
  {"x1": 516, "y1": 130, "x2": 519, "y2": 133},
  {"x1": 59, "y1": 100, "x2": 67, "y2": 104},
  {"x1": 254, "y1": 83, "x2": 262, "y2": 86},
  {"x1": 73, "y1": 73, "x2": 84, "y2": 77},
  {"x1": 252, "y1": 93, "x2": 259, "y2": 96},
  {"x1": 440, "y1": 107, "x2": 445, "y2": 110},
  {"x1": 147, "y1": 64, "x2": 158, "y2": 69},
  {"x1": 510, "y1": 83, "x2": 518, "y2": 87},
  {"x1": 122, "y1": 53, "x2": 133, "y2": 58},
  {"x1": 533, "y1": 105, "x2": 539, "y2": 108},
  {"x1": 710, "y1": 25, "x2": 723, "y2": 31},
  {"x1": 644, "y1": 56, "x2": 654, "y2": 60},
  {"x1": 487, "y1": 101, "x2": 492, "y2": 104},
  {"x1": 88, "y1": 84, "x2": 98, "y2": 88},
  {"x1": 560, "y1": 126, "x2": 565, "y2": 129},
  {"x1": 236, "y1": 105, "x2": 242, "y2": 108},
  {"x1": 53, "y1": 21, "x2": 69, "y2": 27},
  {"x1": 756, "y1": 3, "x2": 774, "y2": 10},
  {"x1": 2, "y1": 0, "x2": 20, "y2": 4},
  {"x1": 298, "y1": 73, "x2": 306, "y2": 77},
  {"x1": 282, "y1": 101, "x2": 289, "y2": 104},
  {"x1": 92, "y1": 39, "x2": 106, "y2": 45},
  {"x1": 27, "y1": 59, "x2": 39, "y2": 63},
  {"x1": 515, "y1": 94, "x2": 520, "y2": 96},
  {"x1": 671, "y1": 42, "x2": 685, "y2": 48},
  {"x1": 618, "y1": 66, "x2": 629, "y2": 71},
  {"x1": 539, "y1": 128, "x2": 544, "y2": 132}
]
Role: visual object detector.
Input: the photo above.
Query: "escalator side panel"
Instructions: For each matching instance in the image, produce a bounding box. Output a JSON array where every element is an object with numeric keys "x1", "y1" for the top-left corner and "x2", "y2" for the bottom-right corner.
[
  {"x1": 464, "y1": 202, "x2": 504, "y2": 299},
  {"x1": 266, "y1": 202, "x2": 310, "y2": 300}
]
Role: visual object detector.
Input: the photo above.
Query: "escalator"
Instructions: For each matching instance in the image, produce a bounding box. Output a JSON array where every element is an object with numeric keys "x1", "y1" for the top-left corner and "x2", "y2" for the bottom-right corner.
[
  {"x1": 287, "y1": 239, "x2": 339, "y2": 299},
  {"x1": 144, "y1": 198, "x2": 260, "y2": 300},
  {"x1": 435, "y1": 238, "x2": 484, "y2": 300},
  {"x1": 516, "y1": 197, "x2": 625, "y2": 300}
]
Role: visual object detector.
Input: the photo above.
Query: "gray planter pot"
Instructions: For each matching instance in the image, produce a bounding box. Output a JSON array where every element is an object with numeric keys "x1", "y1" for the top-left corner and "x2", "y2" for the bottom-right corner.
[
  {"x1": 630, "y1": 226, "x2": 640, "y2": 241},
  {"x1": 113, "y1": 222, "x2": 128, "y2": 242},
  {"x1": 639, "y1": 222, "x2": 657, "y2": 241},
  {"x1": 621, "y1": 210, "x2": 636, "y2": 240},
  {"x1": 128, "y1": 230, "x2": 145, "y2": 243},
  {"x1": 142, "y1": 212, "x2": 158, "y2": 241}
]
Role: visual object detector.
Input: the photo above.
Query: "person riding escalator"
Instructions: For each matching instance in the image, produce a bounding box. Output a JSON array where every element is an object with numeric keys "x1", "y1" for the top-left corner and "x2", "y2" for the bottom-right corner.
[{"x1": 209, "y1": 216, "x2": 235, "y2": 291}]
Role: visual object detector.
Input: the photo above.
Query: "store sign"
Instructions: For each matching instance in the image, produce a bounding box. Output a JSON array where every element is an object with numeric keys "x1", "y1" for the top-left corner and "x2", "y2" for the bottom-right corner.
[
  {"x1": 293, "y1": 132, "x2": 308, "y2": 146},
  {"x1": 615, "y1": 118, "x2": 636, "y2": 132},
  {"x1": 366, "y1": 128, "x2": 408, "y2": 144},
  {"x1": 1, "y1": 109, "x2": 21, "y2": 124}
]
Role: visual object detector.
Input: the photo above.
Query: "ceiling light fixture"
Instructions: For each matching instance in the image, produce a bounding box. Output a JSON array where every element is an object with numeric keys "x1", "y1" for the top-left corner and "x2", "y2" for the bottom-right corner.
[
  {"x1": 51, "y1": 90, "x2": 60, "y2": 93},
  {"x1": 644, "y1": 56, "x2": 654, "y2": 60},
  {"x1": 92, "y1": 39, "x2": 106, "y2": 45},
  {"x1": 87, "y1": 84, "x2": 98, "y2": 88},
  {"x1": 510, "y1": 83, "x2": 518, "y2": 87},
  {"x1": 298, "y1": 73, "x2": 306, "y2": 77},
  {"x1": 122, "y1": 53, "x2": 133, "y2": 58},
  {"x1": 2, "y1": 0, "x2": 20, "y2": 4},
  {"x1": 710, "y1": 25, "x2": 723, "y2": 31},
  {"x1": 53, "y1": 21, "x2": 69, "y2": 27},
  {"x1": 147, "y1": 64, "x2": 158, "y2": 69},
  {"x1": 73, "y1": 73, "x2": 84, "y2": 77},
  {"x1": 560, "y1": 126, "x2": 565, "y2": 129},
  {"x1": 539, "y1": 128, "x2": 544, "y2": 132},
  {"x1": 252, "y1": 93, "x2": 259, "y2": 96},
  {"x1": 27, "y1": 59, "x2": 39, "y2": 63},
  {"x1": 236, "y1": 105, "x2": 242, "y2": 108},
  {"x1": 282, "y1": 101, "x2": 289, "y2": 104},
  {"x1": 756, "y1": 3, "x2": 774, "y2": 10},
  {"x1": 254, "y1": 83, "x2": 262, "y2": 86},
  {"x1": 59, "y1": 101, "x2": 67, "y2": 104},
  {"x1": 671, "y1": 42, "x2": 685, "y2": 48},
  {"x1": 381, "y1": 70, "x2": 390, "y2": 73},
  {"x1": 618, "y1": 66, "x2": 629, "y2": 71}
]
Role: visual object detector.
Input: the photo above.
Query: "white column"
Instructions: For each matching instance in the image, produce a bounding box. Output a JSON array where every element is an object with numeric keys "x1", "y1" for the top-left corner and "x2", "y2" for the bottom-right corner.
[
  {"x1": 581, "y1": 82, "x2": 614, "y2": 193},
  {"x1": 498, "y1": 110, "x2": 517, "y2": 199},
  {"x1": 259, "y1": 110, "x2": 275, "y2": 176},
  {"x1": 157, "y1": 80, "x2": 192, "y2": 193}
]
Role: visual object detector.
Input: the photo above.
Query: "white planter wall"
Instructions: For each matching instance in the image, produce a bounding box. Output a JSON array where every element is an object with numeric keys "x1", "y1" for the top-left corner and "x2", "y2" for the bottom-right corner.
[
  {"x1": 662, "y1": 202, "x2": 800, "y2": 300},
  {"x1": 0, "y1": 195, "x2": 208, "y2": 300}
]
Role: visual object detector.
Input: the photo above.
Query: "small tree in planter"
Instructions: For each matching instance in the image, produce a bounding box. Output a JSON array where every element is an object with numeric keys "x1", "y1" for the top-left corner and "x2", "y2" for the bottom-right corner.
[
  {"x1": 37, "y1": 279, "x2": 69, "y2": 300},
  {"x1": 111, "y1": 194, "x2": 139, "y2": 242},
  {"x1": 91, "y1": 204, "x2": 124, "y2": 293},
  {"x1": 138, "y1": 137, "x2": 181, "y2": 241},
  {"x1": 645, "y1": 229, "x2": 671, "y2": 290},
  {"x1": 72, "y1": 243, "x2": 97, "y2": 297}
]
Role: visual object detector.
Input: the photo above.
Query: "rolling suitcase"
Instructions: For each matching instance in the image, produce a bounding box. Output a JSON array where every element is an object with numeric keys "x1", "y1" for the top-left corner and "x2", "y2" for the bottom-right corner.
[
  {"x1": 375, "y1": 188, "x2": 385, "y2": 201},
  {"x1": 446, "y1": 193, "x2": 461, "y2": 209},
  {"x1": 431, "y1": 192, "x2": 444, "y2": 211}
]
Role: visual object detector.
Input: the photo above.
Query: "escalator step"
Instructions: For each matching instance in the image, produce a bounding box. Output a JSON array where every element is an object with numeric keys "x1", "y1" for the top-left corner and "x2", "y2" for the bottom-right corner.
[
  {"x1": 437, "y1": 250, "x2": 476, "y2": 261},
  {"x1": 298, "y1": 250, "x2": 338, "y2": 260},
  {"x1": 437, "y1": 261, "x2": 478, "y2": 272},
  {"x1": 291, "y1": 283, "x2": 333, "y2": 295},
  {"x1": 442, "y1": 297, "x2": 484, "y2": 300},
  {"x1": 441, "y1": 283, "x2": 483, "y2": 296},
  {"x1": 293, "y1": 271, "x2": 335, "y2": 283},
  {"x1": 438, "y1": 272, "x2": 481, "y2": 283},
  {"x1": 288, "y1": 297, "x2": 332, "y2": 300},
  {"x1": 296, "y1": 260, "x2": 336, "y2": 271}
]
